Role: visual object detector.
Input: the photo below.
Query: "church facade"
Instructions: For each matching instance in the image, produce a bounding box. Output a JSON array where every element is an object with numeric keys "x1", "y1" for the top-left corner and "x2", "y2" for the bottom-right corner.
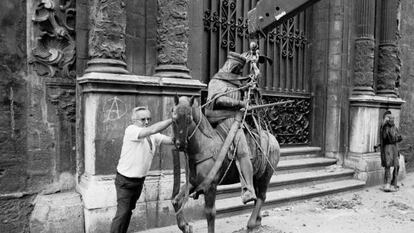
[{"x1": 1, "y1": 0, "x2": 414, "y2": 232}]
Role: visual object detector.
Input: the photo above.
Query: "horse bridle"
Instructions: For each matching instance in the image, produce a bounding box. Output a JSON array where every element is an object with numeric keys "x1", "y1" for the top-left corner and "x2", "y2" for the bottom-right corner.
[{"x1": 172, "y1": 106, "x2": 202, "y2": 152}]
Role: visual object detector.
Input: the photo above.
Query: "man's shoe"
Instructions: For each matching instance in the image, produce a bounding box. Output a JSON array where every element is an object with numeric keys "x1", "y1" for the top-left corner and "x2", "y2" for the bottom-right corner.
[
  {"x1": 241, "y1": 189, "x2": 257, "y2": 204},
  {"x1": 383, "y1": 183, "x2": 391, "y2": 192},
  {"x1": 390, "y1": 185, "x2": 399, "y2": 192}
]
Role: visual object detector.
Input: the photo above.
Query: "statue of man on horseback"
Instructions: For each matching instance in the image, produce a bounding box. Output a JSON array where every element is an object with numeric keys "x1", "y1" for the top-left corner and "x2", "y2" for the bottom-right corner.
[{"x1": 205, "y1": 51, "x2": 257, "y2": 204}]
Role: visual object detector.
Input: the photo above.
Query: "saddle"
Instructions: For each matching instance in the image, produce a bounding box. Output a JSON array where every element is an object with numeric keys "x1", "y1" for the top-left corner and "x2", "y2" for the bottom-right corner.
[{"x1": 214, "y1": 122, "x2": 271, "y2": 177}]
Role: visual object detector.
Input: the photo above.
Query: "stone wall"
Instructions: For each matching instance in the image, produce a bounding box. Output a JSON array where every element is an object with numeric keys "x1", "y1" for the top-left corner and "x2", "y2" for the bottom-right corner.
[
  {"x1": 0, "y1": 0, "x2": 34, "y2": 232},
  {"x1": 1, "y1": 0, "x2": 79, "y2": 232},
  {"x1": 399, "y1": 0, "x2": 414, "y2": 172}
]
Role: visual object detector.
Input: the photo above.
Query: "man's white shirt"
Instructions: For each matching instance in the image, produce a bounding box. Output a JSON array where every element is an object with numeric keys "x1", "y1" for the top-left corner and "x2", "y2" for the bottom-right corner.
[{"x1": 117, "y1": 125, "x2": 165, "y2": 178}]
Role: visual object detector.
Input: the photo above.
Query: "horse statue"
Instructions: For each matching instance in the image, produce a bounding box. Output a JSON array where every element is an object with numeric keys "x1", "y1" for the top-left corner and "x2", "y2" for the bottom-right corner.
[{"x1": 171, "y1": 95, "x2": 280, "y2": 233}]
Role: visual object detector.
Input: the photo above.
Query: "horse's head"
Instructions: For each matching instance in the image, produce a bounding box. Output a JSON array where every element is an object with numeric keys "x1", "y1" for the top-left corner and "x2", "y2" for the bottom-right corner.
[{"x1": 172, "y1": 95, "x2": 195, "y2": 150}]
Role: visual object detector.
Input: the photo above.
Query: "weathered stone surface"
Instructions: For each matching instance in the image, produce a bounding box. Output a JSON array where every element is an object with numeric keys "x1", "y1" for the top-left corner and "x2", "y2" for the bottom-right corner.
[
  {"x1": 377, "y1": 44, "x2": 401, "y2": 96},
  {"x1": 156, "y1": 0, "x2": 189, "y2": 65},
  {"x1": 353, "y1": 39, "x2": 375, "y2": 88},
  {"x1": 0, "y1": 195, "x2": 35, "y2": 233},
  {"x1": 30, "y1": 192, "x2": 84, "y2": 233},
  {"x1": 30, "y1": 0, "x2": 76, "y2": 79},
  {"x1": 398, "y1": 0, "x2": 414, "y2": 172},
  {"x1": 89, "y1": 0, "x2": 126, "y2": 60}
]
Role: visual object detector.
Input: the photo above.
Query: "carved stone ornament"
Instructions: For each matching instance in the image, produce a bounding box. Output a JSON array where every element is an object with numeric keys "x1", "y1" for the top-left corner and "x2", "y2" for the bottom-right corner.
[
  {"x1": 377, "y1": 44, "x2": 401, "y2": 97},
  {"x1": 260, "y1": 96, "x2": 311, "y2": 145},
  {"x1": 157, "y1": 0, "x2": 189, "y2": 65},
  {"x1": 47, "y1": 82, "x2": 76, "y2": 123},
  {"x1": 353, "y1": 39, "x2": 375, "y2": 88},
  {"x1": 88, "y1": 0, "x2": 126, "y2": 61},
  {"x1": 30, "y1": 0, "x2": 76, "y2": 79}
]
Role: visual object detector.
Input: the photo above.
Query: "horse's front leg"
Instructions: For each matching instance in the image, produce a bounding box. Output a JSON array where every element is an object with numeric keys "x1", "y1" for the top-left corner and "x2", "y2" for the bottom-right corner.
[
  {"x1": 204, "y1": 185, "x2": 217, "y2": 233},
  {"x1": 172, "y1": 183, "x2": 194, "y2": 233}
]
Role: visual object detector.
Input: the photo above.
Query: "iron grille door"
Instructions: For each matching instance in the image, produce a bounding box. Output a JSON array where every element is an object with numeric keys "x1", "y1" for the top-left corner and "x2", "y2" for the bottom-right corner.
[{"x1": 202, "y1": 0, "x2": 312, "y2": 145}]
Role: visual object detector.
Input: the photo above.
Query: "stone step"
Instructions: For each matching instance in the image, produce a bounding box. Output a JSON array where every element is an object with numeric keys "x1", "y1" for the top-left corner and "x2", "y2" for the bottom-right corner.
[
  {"x1": 216, "y1": 179, "x2": 366, "y2": 216},
  {"x1": 280, "y1": 146, "x2": 321, "y2": 160},
  {"x1": 277, "y1": 157, "x2": 337, "y2": 173},
  {"x1": 217, "y1": 167, "x2": 355, "y2": 199}
]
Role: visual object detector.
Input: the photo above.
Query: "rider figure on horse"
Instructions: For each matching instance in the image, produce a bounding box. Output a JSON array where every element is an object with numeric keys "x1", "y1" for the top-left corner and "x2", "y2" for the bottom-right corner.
[{"x1": 205, "y1": 51, "x2": 257, "y2": 204}]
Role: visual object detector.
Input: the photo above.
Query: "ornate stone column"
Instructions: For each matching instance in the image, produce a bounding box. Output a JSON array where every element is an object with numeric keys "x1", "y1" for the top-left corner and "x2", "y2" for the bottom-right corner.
[
  {"x1": 84, "y1": 0, "x2": 128, "y2": 74},
  {"x1": 352, "y1": 0, "x2": 376, "y2": 96},
  {"x1": 346, "y1": 0, "x2": 406, "y2": 186},
  {"x1": 154, "y1": 0, "x2": 191, "y2": 79},
  {"x1": 376, "y1": 0, "x2": 401, "y2": 97}
]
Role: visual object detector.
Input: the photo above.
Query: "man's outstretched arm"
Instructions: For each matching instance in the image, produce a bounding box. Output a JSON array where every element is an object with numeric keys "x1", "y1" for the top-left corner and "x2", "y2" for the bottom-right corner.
[{"x1": 137, "y1": 118, "x2": 173, "y2": 139}]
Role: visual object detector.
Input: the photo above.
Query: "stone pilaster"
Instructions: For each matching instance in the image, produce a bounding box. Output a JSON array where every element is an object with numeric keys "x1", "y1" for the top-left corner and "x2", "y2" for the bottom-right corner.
[
  {"x1": 376, "y1": 0, "x2": 401, "y2": 97},
  {"x1": 154, "y1": 0, "x2": 191, "y2": 79},
  {"x1": 352, "y1": 0, "x2": 376, "y2": 96},
  {"x1": 84, "y1": 0, "x2": 128, "y2": 74},
  {"x1": 76, "y1": 73, "x2": 206, "y2": 232},
  {"x1": 346, "y1": 96, "x2": 405, "y2": 185}
]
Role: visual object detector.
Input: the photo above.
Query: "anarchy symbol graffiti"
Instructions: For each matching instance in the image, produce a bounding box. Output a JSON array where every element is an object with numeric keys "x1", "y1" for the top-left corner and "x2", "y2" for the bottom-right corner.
[{"x1": 103, "y1": 96, "x2": 127, "y2": 122}]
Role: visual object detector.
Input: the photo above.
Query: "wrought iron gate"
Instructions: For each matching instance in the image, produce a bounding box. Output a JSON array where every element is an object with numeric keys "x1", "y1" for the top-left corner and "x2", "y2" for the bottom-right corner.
[{"x1": 202, "y1": 0, "x2": 312, "y2": 145}]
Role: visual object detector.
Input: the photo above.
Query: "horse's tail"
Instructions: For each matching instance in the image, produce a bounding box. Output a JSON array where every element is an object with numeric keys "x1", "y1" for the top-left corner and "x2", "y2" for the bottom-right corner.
[
  {"x1": 252, "y1": 131, "x2": 280, "y2": 177},
  {"x1": 266, "y1": 132, "x2": 280, "y2": 170}
]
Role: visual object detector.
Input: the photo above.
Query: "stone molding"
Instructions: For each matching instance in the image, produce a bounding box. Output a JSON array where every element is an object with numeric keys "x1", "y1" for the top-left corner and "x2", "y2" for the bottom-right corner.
[
  {"x1": 349, "y1": 95, "x2": 405, "y2": 108},
  {"x1": 77, "y1": 72, "x2": 206, "y2": 95}
]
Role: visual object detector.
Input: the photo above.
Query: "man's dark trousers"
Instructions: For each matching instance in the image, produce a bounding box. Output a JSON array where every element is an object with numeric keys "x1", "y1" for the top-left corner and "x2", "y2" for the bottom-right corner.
[{"x1": 110, "y1": 172, "x2": 145, "y2": 233}]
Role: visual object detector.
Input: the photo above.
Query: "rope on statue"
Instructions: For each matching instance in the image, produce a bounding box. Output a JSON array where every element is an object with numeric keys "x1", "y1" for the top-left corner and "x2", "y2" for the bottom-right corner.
[{"x1": 173, "y1": 152, "x2": 192, "y2": 215}]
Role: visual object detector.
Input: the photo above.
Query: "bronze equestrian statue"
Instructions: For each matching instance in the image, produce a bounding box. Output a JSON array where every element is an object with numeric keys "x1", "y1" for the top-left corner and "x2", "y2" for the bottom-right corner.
[{"x1": 170, "y1": 50, "x2": 282, "y2": 233}]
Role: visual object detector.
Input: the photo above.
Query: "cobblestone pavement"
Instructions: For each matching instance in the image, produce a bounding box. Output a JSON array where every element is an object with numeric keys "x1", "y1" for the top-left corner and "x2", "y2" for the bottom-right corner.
[{"x1": 141, "y1": 172, "x2": 414, "y2": 233}]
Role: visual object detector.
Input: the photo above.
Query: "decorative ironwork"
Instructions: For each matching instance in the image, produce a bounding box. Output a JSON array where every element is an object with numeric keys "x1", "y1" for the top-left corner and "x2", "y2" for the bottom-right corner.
[
  {"x1": 260, "y1": 96, "x2": 311, "y2": 145},
  {"x1": 201, "y1": 1, "x2": 312, "y2": 145},
  {"x1": 30, "y1": 0, "x2": 76, "y2": 79},
  {"x1": 269, "y1": 18, "x2": 307, "y2": 59},
  {"x1": 203, "y1": 0, "x2": 249, "y2": 50}
]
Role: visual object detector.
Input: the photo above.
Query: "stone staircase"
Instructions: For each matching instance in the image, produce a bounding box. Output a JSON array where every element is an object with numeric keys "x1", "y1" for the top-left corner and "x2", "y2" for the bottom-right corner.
[{"x1": 215, "y1": 146, "x2": 366, "y2": 217}]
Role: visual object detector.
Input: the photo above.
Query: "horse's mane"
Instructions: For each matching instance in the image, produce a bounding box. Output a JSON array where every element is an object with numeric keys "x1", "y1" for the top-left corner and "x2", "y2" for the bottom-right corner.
[{"x1": 191, "y1": 106, "x2": 217, "y2": 139}]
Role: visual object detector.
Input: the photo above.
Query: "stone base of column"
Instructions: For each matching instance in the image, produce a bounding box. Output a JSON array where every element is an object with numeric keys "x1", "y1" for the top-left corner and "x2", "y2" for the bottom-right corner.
[
  {"x1": 352, "y1": 86, "x2": 375, "y2": 96},
  {"x1": 376, "y1": 89, "x2": 397, "y2": 98},
  {"x1": 347, "y1": 95, "x2": 405, "y2": 185},
  {"x1": 85, "y1": 58, "x2": 129, "y2": 74},
  {"x1": 76, "y1": 173, "x2": 205, "y2": 233},
  {"x1": 76, "y1": 72, "x2": 206, "y2": 232},
  {"x1": 30, "y1": 192, "x2": 84, "y2": 233},
  {"x1": 345, "y1": 152, "x2": 406, "y2": 186},
  {"x1": 154, "y1": 64, "x2": 191, "y2": 79}
]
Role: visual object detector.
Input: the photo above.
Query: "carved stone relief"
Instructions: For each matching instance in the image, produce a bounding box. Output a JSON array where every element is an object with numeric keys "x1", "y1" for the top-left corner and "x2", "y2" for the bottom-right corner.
[
  {"x1": 377, "y1": 44, "x2": 401, "y2": 96},
  {"x1": 157, "y1": 0, "x2": 189, "y2": 65},
  {"x1": 47, "y1": 82, "x2": 76, "y2": 123},
  {"x1": 88, "y1": 0, "x2": 126, "y2": 60},
  {"x1": 30, "y1": 0, "x2": 76, "y2": 79},
  {"x1": 353, "y1": 39, "x2": 375, "y2": 88}
]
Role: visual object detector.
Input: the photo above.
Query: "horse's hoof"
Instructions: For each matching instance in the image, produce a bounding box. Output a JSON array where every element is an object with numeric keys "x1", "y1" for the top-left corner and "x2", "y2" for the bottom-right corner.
[
  {"x1": 185, "y1": 224, "x2": 193, "y2": 233},
  {"x1": 247, "y1": 222, "x2": 261, "y2": 231}
]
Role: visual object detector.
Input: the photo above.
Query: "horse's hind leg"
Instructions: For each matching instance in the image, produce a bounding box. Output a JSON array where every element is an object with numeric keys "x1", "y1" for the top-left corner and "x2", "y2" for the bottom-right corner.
[
  {"x1": 172, "y1": 184, "x2": 194, "y2": 233},
  {"x1": 247, "y1": 197, "x2": 264, "y2": 230},
  {"x1": 247, "y1": 172, "x2": 272, "y2": 230},
  {"x1": 204, "y1": 186, "x2": 217, "y2": 233}
]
